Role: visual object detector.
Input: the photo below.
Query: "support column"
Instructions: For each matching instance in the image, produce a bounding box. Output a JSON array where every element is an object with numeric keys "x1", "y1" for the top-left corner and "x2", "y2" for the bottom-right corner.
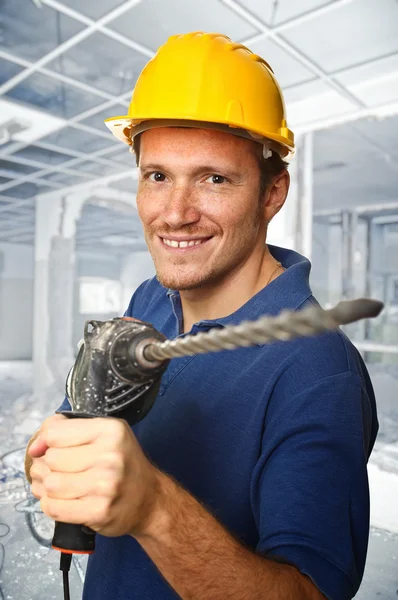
[
  {"x1": 341, "y1": 210, "x2": 358, "y2": 299},
  {"x1": 328, "y1": 219, "x2": 343, "y2": 306},
  {"x1": 33, "y1": 194, "x2": 85, "y2": 402},
  {"x1": 267, "y1": 132, "x2": 313, "y2": 259},
  {"x1": 364, "y1": 219, "x2": 384, "y2": 344}
]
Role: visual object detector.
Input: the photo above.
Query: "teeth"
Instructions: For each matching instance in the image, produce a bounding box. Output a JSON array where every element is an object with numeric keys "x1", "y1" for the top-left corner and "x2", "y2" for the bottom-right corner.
[{"x1": 163, "y1": 238, "x2": 203, "y2": 248}]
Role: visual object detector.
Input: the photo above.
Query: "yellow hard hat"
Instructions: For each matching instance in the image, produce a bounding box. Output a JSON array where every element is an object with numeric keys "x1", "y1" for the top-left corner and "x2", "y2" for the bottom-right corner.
[{"x1": 104, "y1": 32, "x2": 294, "y2": 157}]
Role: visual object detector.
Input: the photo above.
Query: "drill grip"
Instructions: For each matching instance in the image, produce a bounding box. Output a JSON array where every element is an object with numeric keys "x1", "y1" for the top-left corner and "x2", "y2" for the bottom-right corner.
[
  {"x1": 52, "y1": 522, "x2": 96, "y2": 554},
  {"x1": 51, "y1": 412, "x2": 96, "y2": 554}
]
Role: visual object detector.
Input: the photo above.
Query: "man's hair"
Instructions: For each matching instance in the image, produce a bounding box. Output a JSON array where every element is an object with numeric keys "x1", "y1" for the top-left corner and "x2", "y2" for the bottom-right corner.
[
  {"x1": 256, "y1": 150, "x2": 289, "y2": 198},
  {"x1": 133, "y1": 133, "x2": 288, "y2": 197}
]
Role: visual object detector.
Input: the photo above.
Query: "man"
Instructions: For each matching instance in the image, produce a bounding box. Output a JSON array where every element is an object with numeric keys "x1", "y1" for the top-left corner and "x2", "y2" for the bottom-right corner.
[{"x1": 26, "y1": 32, "x2": 378, "y2": 600}]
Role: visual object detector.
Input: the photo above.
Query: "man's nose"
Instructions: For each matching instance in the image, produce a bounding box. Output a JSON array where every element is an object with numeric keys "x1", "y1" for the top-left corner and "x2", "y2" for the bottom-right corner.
[{"x1": 162, "y1": 185, "x2": 201, "y2": 229}]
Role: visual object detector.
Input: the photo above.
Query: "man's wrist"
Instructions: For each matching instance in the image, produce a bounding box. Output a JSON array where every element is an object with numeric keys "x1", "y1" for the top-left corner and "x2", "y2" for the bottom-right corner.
[{"x1": 133, "y1": 468, "x2": 177, "y2": 542}]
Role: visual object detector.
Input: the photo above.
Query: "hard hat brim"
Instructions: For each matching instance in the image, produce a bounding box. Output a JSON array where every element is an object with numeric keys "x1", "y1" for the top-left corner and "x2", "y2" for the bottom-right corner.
[{"x1": 104, "y1": 116, "x2": 294, "y2": 157}]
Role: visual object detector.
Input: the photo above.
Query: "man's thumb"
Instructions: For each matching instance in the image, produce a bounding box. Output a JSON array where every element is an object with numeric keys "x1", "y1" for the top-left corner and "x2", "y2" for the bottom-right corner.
[{"x1": 28, "y1": 436, "x2": 48, "y2": 457}]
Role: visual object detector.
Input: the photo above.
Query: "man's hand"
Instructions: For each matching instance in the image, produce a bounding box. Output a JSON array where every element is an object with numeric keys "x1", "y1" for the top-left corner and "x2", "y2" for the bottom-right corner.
[
  {"x1": 28, "y1": 416, "x2": 326, "y2": 600},
  {"x1": 28, "y1": 415, "x2": 162, "y2": 538}
]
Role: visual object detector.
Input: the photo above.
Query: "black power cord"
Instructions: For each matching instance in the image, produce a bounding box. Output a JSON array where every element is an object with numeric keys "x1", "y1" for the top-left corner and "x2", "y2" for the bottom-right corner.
[{"x1": 60, "y1": 552, "x2": 72, "y2": 600}]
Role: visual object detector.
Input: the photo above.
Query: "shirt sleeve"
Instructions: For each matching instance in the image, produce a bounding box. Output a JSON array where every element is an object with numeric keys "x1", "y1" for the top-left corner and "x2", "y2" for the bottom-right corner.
[
  {"x1": 55, "y1": 396, "x2": 71, "y2": 413},
  {"x1": 251, "y1": 370, "x2": 373, "y2": 600}
]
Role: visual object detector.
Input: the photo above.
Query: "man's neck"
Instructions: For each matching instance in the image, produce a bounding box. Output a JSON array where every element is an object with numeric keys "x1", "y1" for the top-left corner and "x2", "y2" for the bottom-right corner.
[{"x1": 179, "y1": 247, "x2": 281, "y2": 333}]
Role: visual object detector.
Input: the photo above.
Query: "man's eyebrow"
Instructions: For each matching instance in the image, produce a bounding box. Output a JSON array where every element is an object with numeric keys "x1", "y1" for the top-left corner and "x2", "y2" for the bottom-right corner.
[{"x1": 139, "y1": 163, "x2": 166, "y2": 172}]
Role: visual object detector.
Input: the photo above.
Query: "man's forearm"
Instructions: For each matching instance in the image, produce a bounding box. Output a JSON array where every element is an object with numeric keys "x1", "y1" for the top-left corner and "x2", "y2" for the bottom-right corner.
[{"x1": 134, "y1": 472, "x2": 325, "y2": 600}]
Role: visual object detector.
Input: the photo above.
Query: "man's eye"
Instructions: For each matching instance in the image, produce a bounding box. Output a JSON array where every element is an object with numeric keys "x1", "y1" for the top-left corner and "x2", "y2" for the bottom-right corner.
[
  {"x1": 149, "y1": 172, "x2": 166, "y2": 182},
  {"x1": 206, "y1": 175, "x2": 227, "y2": 184}
]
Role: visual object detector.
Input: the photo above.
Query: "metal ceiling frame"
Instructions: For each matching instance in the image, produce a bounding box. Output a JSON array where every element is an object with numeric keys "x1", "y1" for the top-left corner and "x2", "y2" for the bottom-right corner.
[
  {"x1": 225, "y1": 0, "x2": 365, "y2": 107},
  {"x1": 0, "y1": 49, "x2": 130, "y2": 105},
  {"x1": 242, "y1": 0, "x2": 356, "y2": 45},
  {"x1": 1, "y1": 0, "x2": 397, "y2": 196},
  {"x1": 0, "y1": 0, "x2": 151, "y2": 96},
  {"x1": 0, "y1": 0, "x2": 397, "y2": 246}
]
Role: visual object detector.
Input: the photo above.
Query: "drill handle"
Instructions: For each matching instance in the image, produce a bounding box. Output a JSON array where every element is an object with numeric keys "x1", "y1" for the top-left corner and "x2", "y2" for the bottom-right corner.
[
  {"x1": 51, "y1": 411, "x2": 96, "y2": 554},
  {"x1": 52, "y1": 522, "x2": 96, "y2": 555}
]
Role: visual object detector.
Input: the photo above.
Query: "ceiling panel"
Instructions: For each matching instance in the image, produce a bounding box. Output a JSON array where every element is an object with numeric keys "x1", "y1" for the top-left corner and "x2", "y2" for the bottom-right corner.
[
  {"x1": 241, "y1": 0, "x2": 333, "y2": 26},
  {"x1": 106, "y1": 147, "x2": 136, "y2": 166},
  {"x1": 111, "y1": 176, "x2": 138, "y2": 193},
  {"x1": 5, "y1": 72, "x2": 105, "y2": 119},
  {"x1": 0, "y1": 57, "x2": 24, "y2": 86},
  {"x1": 313, "y1": 122, "x2": 374, "y2": 169},
  {"x1": 0, "y1": 0, "x2": 85, "y2": 62},
  {"x1": 353, "y1": 115, "x2": 398, "y2": 155},
  {"x1": 57, "y1": 0, "x2": 126, "y2": 20},
  {"x1": 313, "y1": 117, "x2": 398, "y2": 210},
  {"x1": 335, "y1": 52, "x2": 398, "y2": 86},
  {"x1": 248, "y1": 37, "x2": 316, "y2": 87},
  {"x1": 40, "y1": 171, "x2": 90, "y2": 185},
  {"x1": 47, "y1": 32, "x2": 148, "y2": 96},
  {"x1": 77, "y1": 160, "x2": 126, "y2": 176},
  {"x1": 0, "y1": 182, "x2": 53, "y2": 199},
  {"x1": 39, "y1": 126, "x2": 115, "y2": 154},
  {"x1": 0, "y1": 159, "x2": 39, "y2": 176},
  {"x1": 283, "y1": 0, "x2": 398, "y2": 73},
  {"x1": 79, "y1": 103, "x2": 129, "y2": 132},
  {"x1": 12, "y1": 144, "x2": 73, "y2": 165},
  {"x1": 77, "y1": 203, "x2": 141, "y2": 239},
  {"x1": 347, "y1": 70, "x2": 398, "y2": 108},
  {"x1": 284, "y1": 78, "x2": 328, "y2": 104},
  {"x1": 288, "y1": 89, "x2": 354, "y2": 128},
  {"x1": 0, "y1": 0, "x2": 397, "y2": 248},
  {"x1": 108, "y1": 0, "x2": 259, "y2": 51}
]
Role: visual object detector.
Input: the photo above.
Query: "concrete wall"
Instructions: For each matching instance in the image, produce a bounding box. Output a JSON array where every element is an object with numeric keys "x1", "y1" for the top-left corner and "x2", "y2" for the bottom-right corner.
[
  {"x1": 72, "y1": 251, "x2": 122, "y2": 352},
  {"x1": 0, "y1": 244, "x2": 155, "y2": 361},
  {"x1": 72, "y1": 250, "x2": 155, "y2": 352},
  {"x1": 0, "y1": 243, "x2": 34, "y2": 360}
]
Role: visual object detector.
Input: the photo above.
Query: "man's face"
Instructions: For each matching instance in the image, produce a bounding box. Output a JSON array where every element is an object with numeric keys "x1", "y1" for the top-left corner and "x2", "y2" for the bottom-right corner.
[{"x1": 136, "y1": 127, "x2": 267, "y2": 291}]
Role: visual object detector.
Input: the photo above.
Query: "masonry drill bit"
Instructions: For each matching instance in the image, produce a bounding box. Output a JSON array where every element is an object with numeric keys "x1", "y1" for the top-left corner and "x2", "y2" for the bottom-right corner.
[{"x1": 141, "y1": 299, "x2": 383, "y2": 362}]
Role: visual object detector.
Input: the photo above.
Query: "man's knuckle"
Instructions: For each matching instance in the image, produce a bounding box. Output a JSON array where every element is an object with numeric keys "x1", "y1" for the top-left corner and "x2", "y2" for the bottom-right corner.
[
  {"x1": 94, "y1": 500, "x2": 110, "y2": 524},
  {"x1": 96, "y1": 473, "x2": 120, "y2": 497},
  {"x1": 41, "y1": 498, "x2": 58, "y2": 520},
  {"x1": 103, "y1": 418, "x2": 124, "y2": 439},
  {"x1": 31, "y1": 483, "x2": 42, "y2": 499},
  {"x1": 44, "y1": 448, "x2": 57, "y2": 467},
  {"x1": 103, "y1": 450, "x2": 124, "y2": 472},
  {"x1": 43, "y1": 473, "x2": 58, "y2": 492},
  {"x1": 30, "y1": 464, "x2": 39, "y2": 479}
]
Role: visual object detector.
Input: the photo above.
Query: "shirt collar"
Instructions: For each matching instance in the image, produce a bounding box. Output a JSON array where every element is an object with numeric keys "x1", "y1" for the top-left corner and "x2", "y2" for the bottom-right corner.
[{"x1": 167, "y1": 245, "x2": 313, "y2": 333}]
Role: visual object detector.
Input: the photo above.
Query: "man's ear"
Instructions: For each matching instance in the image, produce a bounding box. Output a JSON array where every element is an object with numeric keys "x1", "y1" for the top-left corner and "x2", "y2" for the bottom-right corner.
[{"x1": 263, "y1": 170, "x2": 290, "y2": 223}]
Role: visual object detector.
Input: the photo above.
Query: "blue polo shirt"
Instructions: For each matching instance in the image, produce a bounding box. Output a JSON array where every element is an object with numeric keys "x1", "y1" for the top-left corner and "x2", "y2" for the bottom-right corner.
[{"x1": 60, "y1": 245, "x2": 378, "y2": 600}]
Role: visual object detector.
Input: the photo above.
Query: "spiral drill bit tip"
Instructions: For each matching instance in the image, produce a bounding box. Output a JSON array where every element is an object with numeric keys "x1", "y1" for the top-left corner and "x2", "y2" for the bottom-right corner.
[{"x1": 141, "y1": 298, "x2": 383, "y2": 363}]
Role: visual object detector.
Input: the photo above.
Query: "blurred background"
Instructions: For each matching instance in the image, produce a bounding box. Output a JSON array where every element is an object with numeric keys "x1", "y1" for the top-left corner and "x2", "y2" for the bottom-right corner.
[{"x1": 0, "y1": 0, "x2": 397, "y2": 598}]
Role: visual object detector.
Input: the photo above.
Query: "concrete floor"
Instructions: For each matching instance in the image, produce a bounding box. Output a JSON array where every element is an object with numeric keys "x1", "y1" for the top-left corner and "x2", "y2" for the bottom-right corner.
[
  {"x1": 0, "y1": 361, "x2": 397, "y2": 599},
  {"x1": 357, "y1": 528, "x2": 398, "y2": 599}
]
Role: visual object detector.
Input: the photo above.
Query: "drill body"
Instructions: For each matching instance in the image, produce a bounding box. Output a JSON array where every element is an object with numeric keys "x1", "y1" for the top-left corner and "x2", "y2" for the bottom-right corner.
[{"x1": 52, "y1": 317, "x2": 169, "y2": 554}]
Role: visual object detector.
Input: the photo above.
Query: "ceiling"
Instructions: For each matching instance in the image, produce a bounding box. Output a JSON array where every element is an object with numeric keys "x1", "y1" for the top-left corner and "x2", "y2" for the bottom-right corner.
[{"x1": 0, "y1": 0, "x2": 398, "y2": 253}]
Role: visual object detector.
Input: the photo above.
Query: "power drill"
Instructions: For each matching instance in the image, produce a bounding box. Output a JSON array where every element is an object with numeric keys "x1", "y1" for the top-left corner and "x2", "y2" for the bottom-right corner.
[{"x1": 52, "y1": 316, "x2": 170, "y2": 598}]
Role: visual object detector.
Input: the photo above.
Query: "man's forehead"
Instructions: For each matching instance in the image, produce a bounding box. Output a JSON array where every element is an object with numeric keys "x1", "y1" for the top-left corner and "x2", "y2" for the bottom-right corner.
[{"x1": 139, "y1": 126, "x2": 259, "y2": 159}]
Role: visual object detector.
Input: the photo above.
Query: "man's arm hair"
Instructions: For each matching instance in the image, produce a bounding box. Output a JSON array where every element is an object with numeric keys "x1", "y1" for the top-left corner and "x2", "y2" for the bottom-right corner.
[{"x1": 134, "y1": 471, "x2": 326, "y2": 600}]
